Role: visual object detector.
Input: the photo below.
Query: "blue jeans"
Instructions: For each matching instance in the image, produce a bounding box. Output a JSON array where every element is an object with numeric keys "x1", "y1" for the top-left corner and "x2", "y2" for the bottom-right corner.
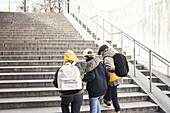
[{"x1": 89, "y1": 96, "x2": 103, "y2": 113}]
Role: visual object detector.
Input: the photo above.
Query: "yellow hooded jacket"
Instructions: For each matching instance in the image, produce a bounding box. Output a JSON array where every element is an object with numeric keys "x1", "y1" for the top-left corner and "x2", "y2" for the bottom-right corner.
[{"x1": 63, "y1": 50, "x2": 79, "y2": 65}]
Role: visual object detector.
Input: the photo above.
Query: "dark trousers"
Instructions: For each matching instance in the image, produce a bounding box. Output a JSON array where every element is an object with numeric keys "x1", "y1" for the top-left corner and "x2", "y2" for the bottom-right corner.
[
  {"x1": 103, "y1": 85, "x2": 120, "y2": 112},
  {"x1": 61, "y1": 93, "x2": 83, "y2": 113}
]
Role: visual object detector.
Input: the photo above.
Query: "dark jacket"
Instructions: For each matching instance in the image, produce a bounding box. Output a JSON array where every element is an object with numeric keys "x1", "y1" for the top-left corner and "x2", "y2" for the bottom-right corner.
[{"x1": 83, "y1": 57, "x2": 110, "y2": 98}]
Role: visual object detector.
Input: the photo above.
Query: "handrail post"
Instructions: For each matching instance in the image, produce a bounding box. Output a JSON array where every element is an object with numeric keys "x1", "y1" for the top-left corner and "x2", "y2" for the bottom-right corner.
[
  {"x1": 111, "y1": 25, "x2": 113, "y2": 47},
  {"x1": 67, "y1": 2, "x2": 70, "y2": 14},
  {"x1": 91, "y1": 19, "x2": 92, "y2": 36},
  {"x1": 149, "y1": 50, "x2": 152, "y2": 93},
  {"x1": 96, "y1": 16, "x2": 98, "y2": 39},
  {"x1": 86, "y1": 16, "x2": 87, "y2": 37},
  {"x1": 103, "y1": 19, "x2": 104, "y2": 44},
  {"x1": 168, "y1": 66, "x2": 169, "y2": 77},
  {"x1": 121, "y1": 31, "x2": 123, "y2": 54},
  {"x1": 134, "y1": 40, "x2": 136, "y2": 77}
]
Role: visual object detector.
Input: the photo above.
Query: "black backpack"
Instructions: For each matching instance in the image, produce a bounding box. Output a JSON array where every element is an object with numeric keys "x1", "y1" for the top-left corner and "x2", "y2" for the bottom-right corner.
[{"x1": 113, "y1": 53, "x2": 129, "y2": 77}]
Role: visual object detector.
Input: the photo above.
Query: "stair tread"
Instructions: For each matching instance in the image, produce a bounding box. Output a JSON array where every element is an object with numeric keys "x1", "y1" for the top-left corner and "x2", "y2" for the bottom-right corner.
[
  {"x1": 0, "y1": 77, "x2": 131, "y2": 83},
  {"x1": 0, "y1": 84, "x2": 139, "y2": 92},
  {"x1": 0, "y1": 101, "x2": 158, "y2": 113},
  {"x1": 153, "y1": 83, "x2": 167, "y2": 86},
  {"x1": 0, "y1": 65, "x2": 60, "y2": 68},
  {"x1": 163, "y1": 90, "x2": 170, "y2": 94},
  {"x1": 0, "y1": 55, "x2": 90, "y2": 57},
  {"x1": 0, "y1": 92, "x2": 148, "y2": 103},
  {"x1": 139, "y1": 70, "x2": 149, "y2": 72},
  {"x1": 146, "y1": 76, "x2": 158, "y2": 78},
  {"x1": 0, "y1": 79, "x2": 53, "y2": 83},
  {"x1": 0, "y1": 72, "x2": 55, "y2": 75}
]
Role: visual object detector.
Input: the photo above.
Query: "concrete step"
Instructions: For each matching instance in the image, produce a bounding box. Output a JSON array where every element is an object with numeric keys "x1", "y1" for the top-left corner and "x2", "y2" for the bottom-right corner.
[
  {"x1": 140, "y1": 70, "x2": 169, "y2": 91},
  {"x1": 0, "y1": 29, "x2": 77, "y2": 31},
  {"x1": 0, "y1": 84, "x2": 140, "y2": 98},
  {"x1": 0, "y1": 34, "x2": 81, "y2": 37},
  {"x1": 0, "y1": 50, "x2": 98, "y2": 55},
  {"x1": 0, "y1": 55, "x2": 87, "y2": 60},
  {"x1": 0, "y1": 57, "x2": 129, "y2": 66},
  {"x1": 1, "y1": 26, "x2": 76, "y2": 29},
  {"x1": 163, "y1": 90, "x2": 170, "y2": 97},
  {"x1": 146, "y1": 76, "x2": 160, "y2": 83},
  {"x1": 3, "y1": 23, "x2": 73, "y2": 26},
  {"x1": 1, "y1": 25, "x2": 76, "y2": 28},
  {"x1": 0, "y1": 43, "x2": 96, "y2": 48},
  {"x1": 0, "y1": 28, "x2": 77, "y2": 31},
  {"x1": 136, "y1": 64, "x2": 147, "y2": 70},
  {"x1": 0, "y1": 101, "x2": 159, "y2": 113},
  {"x1": 0, "y1": 71, "x2": 130, "y2": 81},
  {"x1": 139, "y1": 70, "x2": 155, "y2": 76},
  {"x1": 0, "y1": 79, "x2": 54, "y2": 88},
  {"x1": 0, "y1": 33, "x2": 80, "y2": 37},
  {"x1": 0, "y1": 77, "x2": 132, "y2": 88},
  {"x1": 0, "y1": 65, "x2": 60, "y2": 73},
  {"x1": 0, "y1": 32, "x2": 80, "y2": 36},
  {"x1": 0, "y1": 46, "x2": 99, "y2": 51},
  {"x1": 0, "y1": 39, "x2": 91, "y2": 43},
  {"x1": 0, "y1": 30, "x2": 78, "y2": 33},
  {"x1": 0, "y1": 72, "x2": 55, "y2": 80},
  {"x1": 153, "y1": 83, "x2": 168, "y2": 90},
  {"x1": 0, "y1": 92, "x2": 149, "y2": 109}
]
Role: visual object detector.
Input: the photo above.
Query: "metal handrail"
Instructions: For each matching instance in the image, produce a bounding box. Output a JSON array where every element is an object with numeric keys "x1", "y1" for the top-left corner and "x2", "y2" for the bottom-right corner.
[
  {"x1": 63, "y1": 0, "x2": 170, "y2": 93},
  {"x1": 91, "y1": 15, "x2": 170, "y2": 66}
]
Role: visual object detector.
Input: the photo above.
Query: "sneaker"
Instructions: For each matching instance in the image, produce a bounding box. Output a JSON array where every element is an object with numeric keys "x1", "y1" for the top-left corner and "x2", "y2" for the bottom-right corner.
[{"x1": 103, "y1": 100, "x2": 111, "y2": 106}]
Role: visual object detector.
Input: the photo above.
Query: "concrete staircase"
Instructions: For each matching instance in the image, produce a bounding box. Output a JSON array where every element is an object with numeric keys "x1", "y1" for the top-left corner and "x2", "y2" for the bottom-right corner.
[{"x1": 0, "y1": 12, "x2": 159, "y2": 113}]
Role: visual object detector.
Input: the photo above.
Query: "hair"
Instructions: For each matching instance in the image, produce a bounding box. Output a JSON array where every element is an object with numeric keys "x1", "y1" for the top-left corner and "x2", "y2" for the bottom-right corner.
[{"x1": 84, "y1": 51, "x2": 94, "y2": 58}]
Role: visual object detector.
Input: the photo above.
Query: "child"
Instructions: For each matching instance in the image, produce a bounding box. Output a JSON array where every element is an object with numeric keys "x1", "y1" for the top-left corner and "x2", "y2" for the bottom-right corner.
[
  {"x1": 82, "y1": 48, "x2": 110, "y2": 113},
  {"x1": 54, "y1": 50, "x2": 100, "y2": 113},
  {"x1": 98, "y1": 45, "x2": 122, "y2": 113}
]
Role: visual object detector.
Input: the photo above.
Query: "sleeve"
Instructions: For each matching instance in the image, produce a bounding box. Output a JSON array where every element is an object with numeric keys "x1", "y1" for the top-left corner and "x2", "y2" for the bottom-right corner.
[
  {"x1": 82, "y1": 71, "x2": 95, "y2": 82},
  {"x1": 104, "y1": 57, "x2": 115, "y2": 71},
  {"x1": 105, "y1": 67, "x2": 110, "y2": 85},
  {"x1": 75, "y1": 57, "x2": 100, "y2": 75},
  {"x1": 53, "y1": 67, "x2": 60, "y2": 88}
]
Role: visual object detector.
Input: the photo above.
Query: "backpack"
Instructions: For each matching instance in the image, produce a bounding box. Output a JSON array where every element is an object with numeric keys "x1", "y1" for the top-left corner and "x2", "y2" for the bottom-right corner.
[
  {"x1": 113, "y1": 53, "x2": 129, "y2": 77},
  {"x1": 57, "y1": 62, "x2": 82, "y2": 91}
]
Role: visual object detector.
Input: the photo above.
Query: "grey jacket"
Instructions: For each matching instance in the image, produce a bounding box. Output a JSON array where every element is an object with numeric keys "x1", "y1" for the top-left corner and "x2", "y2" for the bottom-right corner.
[
  {"x1": 103, "y1": 48, "x2": 119, "y2": 86},
  {"x1": 75, "y1": 57, "x2": 100, "y2": 76}
]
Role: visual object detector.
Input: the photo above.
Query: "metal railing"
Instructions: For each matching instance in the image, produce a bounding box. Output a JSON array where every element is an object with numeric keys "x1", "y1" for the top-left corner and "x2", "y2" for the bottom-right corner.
[{"x1": 62, "y1": 0, "x2": 170, "y2": 93}]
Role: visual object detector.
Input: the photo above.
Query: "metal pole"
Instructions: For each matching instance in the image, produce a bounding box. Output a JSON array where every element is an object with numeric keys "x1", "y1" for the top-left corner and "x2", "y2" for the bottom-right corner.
[
  {"x1": 96, "y1": 16, "x2": 98, "y2": 39},
  {"x1": 134, "y1": 40, "x2": 136, "y2": 77},
  {"x1": 67, "y1": 0, "x2": 70, "y2": 13},
  {"x1": 86, "y1": 16, "x2": 87, "y2": 37},
  {"x1": 103, "y1": 19, "x2": 104, "y2": 44},
  {"x1": 121, "y1": 32, "x2": 123, "y2": 54},
  {"x1": 167, "y1": 66, "x2": 169, "y2": 76},
  {"x1": 149, "y1": 50, "x2": 152, "y2": 93},
  {"x1": 111, "y1": 25, "x2": 113, "y2": 47},
  {"x1": 91, "y1": 20, "x2": 93, "y2": 36},
  {"x1": 24, "y1": 0, "x2": 26, "y2": 12}
]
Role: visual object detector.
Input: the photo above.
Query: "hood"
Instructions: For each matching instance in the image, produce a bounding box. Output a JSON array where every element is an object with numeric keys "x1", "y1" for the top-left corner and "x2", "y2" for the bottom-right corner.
[
  {"x1": 104, "y1": 48, "x2": 115, "y2": 57},
  {"x1": 63, "y1": 50, "x2": 79, "y2": 65}
]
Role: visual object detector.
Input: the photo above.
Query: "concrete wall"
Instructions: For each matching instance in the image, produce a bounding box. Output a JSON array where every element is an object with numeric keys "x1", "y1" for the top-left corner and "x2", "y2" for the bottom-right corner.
[{"x1": 76, "y1": 0, "x2": 170, "y2": 61}]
